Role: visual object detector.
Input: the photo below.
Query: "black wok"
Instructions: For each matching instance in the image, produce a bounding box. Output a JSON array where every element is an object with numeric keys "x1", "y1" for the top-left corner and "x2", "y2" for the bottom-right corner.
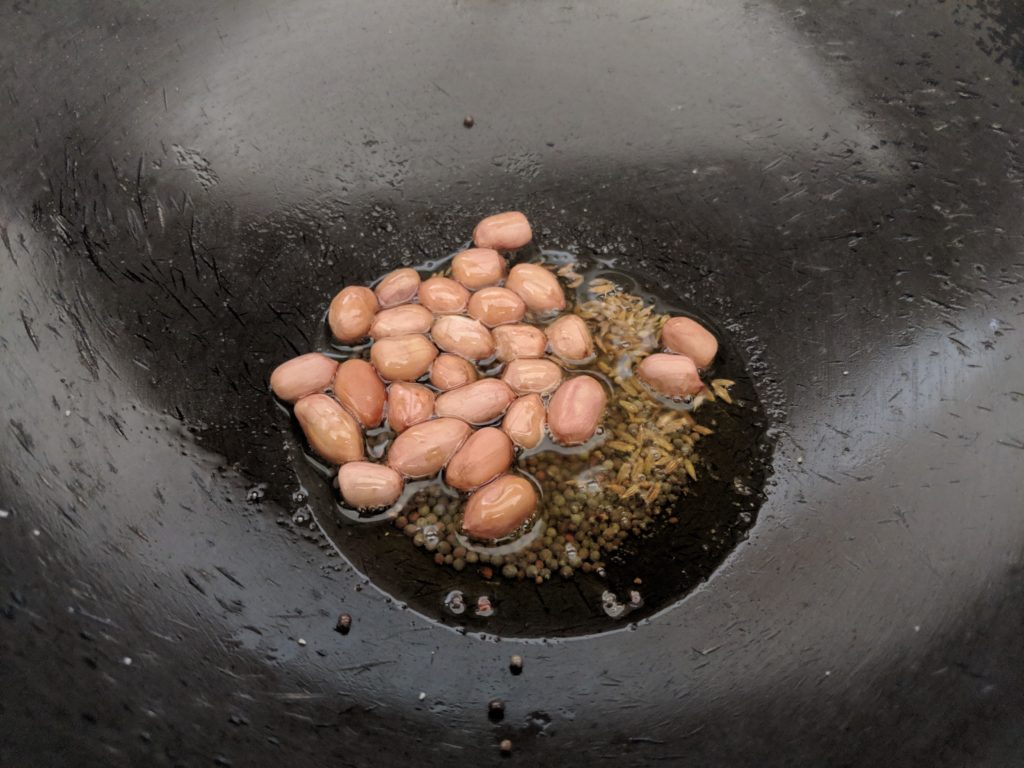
[{"x1": 3, "y1": 1, "x2": 1024, "y2": 765}]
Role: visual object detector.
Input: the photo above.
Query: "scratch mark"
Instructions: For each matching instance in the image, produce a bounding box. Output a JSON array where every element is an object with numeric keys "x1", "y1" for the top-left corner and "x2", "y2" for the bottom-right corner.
[
  {"x1": 947, "y1": 335, "x2": 970, "y2": 353},
  {"x1": 215, "y1": 566, "x2": 246, "y2": 588},
  {"x1": 336, "y1": 660, "x2": 397, "y2": 673},
  {"x1": 184, "y1": 571, "x2": 208, "y2": 596},
  {"x1": 0, "y1": 223, "x2": 14, "y2": 264},
  {"x1": 20, "y1": 310, "x2": 40, "y2": 351},
  {"x1": 9, "y1": 419, "x2": 36, "y2": 456}
]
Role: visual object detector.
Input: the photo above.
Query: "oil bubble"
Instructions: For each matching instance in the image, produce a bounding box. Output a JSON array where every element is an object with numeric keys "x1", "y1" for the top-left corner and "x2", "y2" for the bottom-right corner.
[{"x1": 444, "y1": 590, "x2": 466, "y2": 615}]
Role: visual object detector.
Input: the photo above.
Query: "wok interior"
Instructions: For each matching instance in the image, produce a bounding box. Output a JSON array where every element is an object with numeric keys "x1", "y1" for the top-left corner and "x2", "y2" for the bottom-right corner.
[{"x1": 3, "y1": 0, "x2": 1024, "y2": 765}]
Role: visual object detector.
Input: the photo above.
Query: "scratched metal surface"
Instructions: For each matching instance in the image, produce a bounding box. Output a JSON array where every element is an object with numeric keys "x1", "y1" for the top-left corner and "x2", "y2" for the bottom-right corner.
[{"x1": 2, "y1": 1, "x2": 1024, "y2": 765}]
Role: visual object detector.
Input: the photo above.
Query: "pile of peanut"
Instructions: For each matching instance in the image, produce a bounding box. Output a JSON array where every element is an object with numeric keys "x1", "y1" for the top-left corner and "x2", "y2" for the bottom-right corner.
[{"x1": 270, "y1": 212, "x2": 718, "y2": 541}]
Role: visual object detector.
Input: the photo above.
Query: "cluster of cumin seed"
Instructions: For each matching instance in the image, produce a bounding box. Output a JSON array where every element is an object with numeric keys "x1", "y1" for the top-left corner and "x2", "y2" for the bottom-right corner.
[{"x1": 576, "y1": 276, "x2": 734, "y2": 504}]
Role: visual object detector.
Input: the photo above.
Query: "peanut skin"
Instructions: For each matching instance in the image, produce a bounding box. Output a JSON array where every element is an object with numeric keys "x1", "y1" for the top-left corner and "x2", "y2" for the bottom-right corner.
[
  {"x1": 333, "y1": 359, "x2": 386, "y2": 427},
  {"x1": 472, "y1": 212, "x2": 533, "y2": 251},
  {"x1": 545, "y1": 314, "x2": 594, "y2": 362},
  {"x1": 467, "y1": 287, "x2": 527, "y2": 328},
  {"x1": 338, "y1": 462, "x2": 404, "y2": 509},
  {"x1": 546, "y1": 375, "x2": 607, "y2": 446},
  {"x1": 430, "y1": 353, "x2": 478, "y2": 391},
  {"x1": 505, "y1": 263, "x2": 566, "y2": 314},
  {"x1": 418, "y1": 276, "x2": 470, "y2": 314},
  {"x1": 386, "y1": 382, "x2": 435, "y2": 433},
  {"x1": 493, "y1": 324, "x2": 547, "y2": 362},
  {"x1": 370, "y1": 334, "x2": 438, "y2": 381},
  {"x1": 369, "y1": 304, "x2": 434, "y2": 339},
  {"x1": 452, "y1": 248, "x2": 506, "y2": 289},
  {"x1": 637, "y1": 353, "x2": 703, "y2": 398},
  {"x1": 445, "y1": 428, "x2": 514, "y2": 491},
  {"x1": 328, "y1": 286, "x2": 378, "y2": 343},
  {"x1": 270, "y1": 353, "x2": 338, "y2": 403},
  {"x1": 434, "y1": 379, "x2": 514, "y2": 425},
  {"x1": 502, "y1": 394, "x2": 546, "y2": 449},
  {"x1": 462, "y1": 474, "x2": 538, "y2": 540},
  {"x1": 387, "y1": 418, "x2": 472, "y2": 478},
  {"x1": 374, "y1": 268, "x2": 421, "y2": 308},
  {"x1": 501, "y1": 358, "x2": 563, "y2": 395},
  {"x1": 294, "y1": 394, "x2": 364, "y2": 465},
  {"x1": 661, "y1": 317, "x2": 718, "y2": 368},
  {"x1": 431, "y1": 316, "x2": 496, "y2": 361}
]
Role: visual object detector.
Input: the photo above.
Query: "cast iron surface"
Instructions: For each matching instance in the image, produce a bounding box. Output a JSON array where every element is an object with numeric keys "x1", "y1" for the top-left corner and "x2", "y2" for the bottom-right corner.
[{"x1": 2, "y1": 1, "x2": 1024, "y2": 765}]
